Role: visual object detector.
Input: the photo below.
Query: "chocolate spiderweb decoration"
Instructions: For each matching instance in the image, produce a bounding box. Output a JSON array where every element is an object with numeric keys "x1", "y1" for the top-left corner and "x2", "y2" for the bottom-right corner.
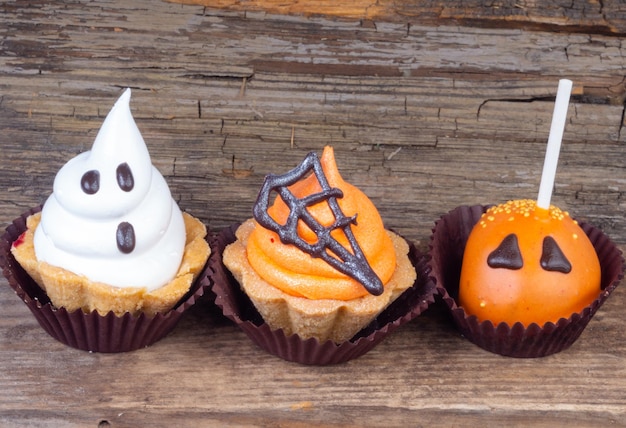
[{"x1": 253, "y1": 152, "x2": 384, "y2": 296}]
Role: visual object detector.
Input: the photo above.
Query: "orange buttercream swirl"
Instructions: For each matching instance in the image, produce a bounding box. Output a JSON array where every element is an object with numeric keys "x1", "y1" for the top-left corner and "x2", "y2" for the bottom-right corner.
[{"x1": 246, "y1": 146, "x2": 396, "y2": 300}]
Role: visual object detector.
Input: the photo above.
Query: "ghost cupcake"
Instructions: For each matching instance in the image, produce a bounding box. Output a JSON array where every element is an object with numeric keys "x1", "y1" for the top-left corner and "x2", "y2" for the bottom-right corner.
[{"x1": 1, "y1": 89, "x2": 211, "y2": 352}]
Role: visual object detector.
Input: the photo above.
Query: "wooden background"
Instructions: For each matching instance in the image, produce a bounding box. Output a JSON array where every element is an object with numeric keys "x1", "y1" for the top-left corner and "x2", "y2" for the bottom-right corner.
[{"x1": 1, "y1": 0, "x2": 626, "y2": 426}]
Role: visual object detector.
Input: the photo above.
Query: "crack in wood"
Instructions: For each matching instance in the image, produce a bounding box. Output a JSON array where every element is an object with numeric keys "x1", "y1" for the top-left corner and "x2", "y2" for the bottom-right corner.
[
  {"x1": 476, "y1": 92, "x2": 620, "y2": 120},
  {"x1": 618, "y1": 102, "x2": 626, "y2": 141},
  {"x1": 181, "y1": 72, "x2": 254, "y2": 81},
  {"x1": 477, "y1": 96, "x2": 556, "y2": 119}
]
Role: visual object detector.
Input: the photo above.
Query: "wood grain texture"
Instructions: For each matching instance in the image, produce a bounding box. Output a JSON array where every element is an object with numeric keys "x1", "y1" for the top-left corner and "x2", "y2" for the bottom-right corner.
[
  {"x1": 170, "y1": 0, "x2": 626, "y2": 35},
  {"x1": 1, "y1": 0, "x2": 625, "y2": 426}
]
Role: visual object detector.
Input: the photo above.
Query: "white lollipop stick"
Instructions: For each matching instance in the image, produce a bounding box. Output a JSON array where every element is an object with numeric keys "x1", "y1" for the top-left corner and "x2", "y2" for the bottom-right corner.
[{"x1": 536, "y1": 79, "x2": 573, "y2": 210}]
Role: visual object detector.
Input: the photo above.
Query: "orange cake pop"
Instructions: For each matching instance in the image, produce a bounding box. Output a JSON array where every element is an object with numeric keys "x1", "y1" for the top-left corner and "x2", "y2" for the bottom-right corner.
[
  {"x1": 458, "y1": 79, "x2": 602, "y2": 327},
  {"x1": 458, "y1": 199, "x2": 601, "y2": 326}
]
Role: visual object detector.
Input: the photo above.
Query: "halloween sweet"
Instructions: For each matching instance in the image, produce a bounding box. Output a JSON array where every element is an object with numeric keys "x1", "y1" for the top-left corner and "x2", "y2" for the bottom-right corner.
[
  {"x1": 10, "y1": 89, "x2": 210, "y2": 316},
  {"x1": 458, "y1": 80, "x2": 602, "y2": 327},
  {"x1": 458, "y1": 199, "x2": 601, "y2": 326},
  {"x1": 222, "y1": 146, "x2": 417, "y2": 343}
]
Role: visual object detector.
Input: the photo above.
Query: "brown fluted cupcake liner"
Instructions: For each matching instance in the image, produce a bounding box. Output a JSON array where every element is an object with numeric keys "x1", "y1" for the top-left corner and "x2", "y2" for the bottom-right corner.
[
  {"x1": 0, "y1": 207, "x2": 212, "y2": 353},
  {"x1": 209, "y1": 223, "x2": 437, "y2": 365},
  {"x1": 429, "y1": 204, "x2": 624, "y2": 358}
]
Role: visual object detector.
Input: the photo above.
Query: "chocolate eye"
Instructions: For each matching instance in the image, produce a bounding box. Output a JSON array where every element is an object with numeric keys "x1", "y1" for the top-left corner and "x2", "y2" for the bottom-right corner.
[
  {"x1": 80, "y1": 170, "x2": 100, "y2": 194},
  {"x1": 540, "y1": 236, "x2": 572, "y2": 273},
  {"x1": 116, "y1": 162, "x2": 134, "y2": 192},
  {"x1": 487, "y1": 233, "x2": 523, "y2": 270},
  {"x1": 116, "y1": 222, "x2": 135, "y2": 254}
]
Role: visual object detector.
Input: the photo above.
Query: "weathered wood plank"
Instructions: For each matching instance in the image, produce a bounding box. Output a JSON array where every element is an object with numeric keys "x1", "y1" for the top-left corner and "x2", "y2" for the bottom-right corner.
[
  {"x1": 1, "y1": 0, "x2": 626, "y2": 426},
  {"x1": 3, "y1": 72, "x2": 624, "y2": 244},
  {"x1": 170, "y1": 0, "x2": 626, "y2": 35}
]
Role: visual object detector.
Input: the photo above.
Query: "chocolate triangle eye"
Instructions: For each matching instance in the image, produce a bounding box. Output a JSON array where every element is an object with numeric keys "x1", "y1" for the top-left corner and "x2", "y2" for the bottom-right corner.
[
  {"x1": 487, "y1": 234, "x2": 523, "y2": 270},
  {"x1": 540, "y1": 236, "x2": 572, "y2": 273}
]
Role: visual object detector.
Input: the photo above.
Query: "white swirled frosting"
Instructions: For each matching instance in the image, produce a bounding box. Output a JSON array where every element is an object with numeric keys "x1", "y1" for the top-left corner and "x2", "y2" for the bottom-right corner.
[{"x1": 33, "y1": 88, "x2": 186, "y2": 291}]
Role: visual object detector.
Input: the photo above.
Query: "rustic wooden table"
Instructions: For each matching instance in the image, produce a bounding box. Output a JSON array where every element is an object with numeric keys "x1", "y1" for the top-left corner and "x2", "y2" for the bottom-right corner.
[{"x1": 1, "y1": 1, "x2": 626, "y2": 426}]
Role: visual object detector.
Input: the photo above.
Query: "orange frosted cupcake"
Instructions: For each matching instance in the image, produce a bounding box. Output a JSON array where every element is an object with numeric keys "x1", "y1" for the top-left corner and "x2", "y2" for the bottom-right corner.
[{"x1": 215, "y1": 146, "x2": 434, "y2": 363}]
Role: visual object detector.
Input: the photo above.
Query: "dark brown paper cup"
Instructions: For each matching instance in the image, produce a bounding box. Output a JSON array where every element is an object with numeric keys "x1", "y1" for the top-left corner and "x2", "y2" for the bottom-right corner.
[
  {"x1": 209, "y1": 223, "x2": 437, "y2": 365},
  {"x1": 0, "y1": 207, "x2": 212, "y2": 353},
  {"x1": 429, "y1": 205, "x2": 624, "y2": 358}
]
